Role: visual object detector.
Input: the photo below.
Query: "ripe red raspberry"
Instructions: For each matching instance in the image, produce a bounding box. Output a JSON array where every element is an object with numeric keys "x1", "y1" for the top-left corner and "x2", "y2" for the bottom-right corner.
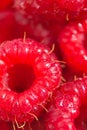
[
  {"x1": 14, "y1": 0, "x2": 65, "y2": 22},
  {"x1": 44, "y1": 77, "x2": 87, "y2": 130},
  {"x1": 58, "y1": 18, "x2": 87, "y2": 74},
  {"x1": 44, "y1": 90, "x2": 79, "y2": 130},
  {"x1": 45, "y1": 107, "x2": 76, "y2": 130},
  {"x1": 0, "y1": 38, "x2": 61, "y2": 123},
  {"x1": 14, "y1": 0, "x2": 87, "y2": 23},
  {"x1": 53, "y1": 91, "x2": 80, "y2": 119},
  {"x1": 60, "y1": 77, "x2": 87, "y2": 129},
  {"x1": 61, "y1": 78, "x2": 87, "y2": 105}
]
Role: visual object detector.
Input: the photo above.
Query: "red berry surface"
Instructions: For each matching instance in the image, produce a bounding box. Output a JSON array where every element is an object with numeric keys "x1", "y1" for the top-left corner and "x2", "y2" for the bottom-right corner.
[
  {"x1": 61, "y1": 77, "x2": 87, "y2": 105},
  {"x1": 58, "y1": 18, "x2": 87, "y2": 74},
  {"x1": 57, "y1": 0, "x2": 85, "y2": 12},
  {"x1": 14, "y1": 0, "x2": 87, "y2": 23},
  {"x1": 44, "y1": 91, "x2": 79, "y2": 130},
  {"x1": 0, "y1": 0, "x2": 87, "y2": 129},
  {"x1": 14, "y1": 0, "x2": 65, "y2": 22},
  {"x1": 44, "y1": 77, "x2": 87, "y2": 130},
  {"x1": 45, "y1": 106, "x2": 76, "y2": 130},
  {"x1": 0, "y1": 38, "x2": 61, "y2": 123}
]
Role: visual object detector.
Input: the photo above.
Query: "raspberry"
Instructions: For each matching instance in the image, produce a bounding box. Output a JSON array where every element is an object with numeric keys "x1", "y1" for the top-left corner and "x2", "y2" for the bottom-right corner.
[
  {"x1": 0, "y1": 38, "x2": 61, "y2": 123},
  {"x1": 14, "y1": 0, "x2": 87, "y2": 24},
  {"x1": 1, "y1": 0, "x2": 87, "y2": 129},
  {"x1": 44, "y1": 77, "x2": 87, "y2": 130},
  {"x1": 14, "y1": 0, "x2": 64, "y2": 22},
  {"x1": 45, "y1": 107, "x2": 76, "y2": 130},
  {"x1": 60, "y1": 78, "x2": 87, "y2": 129},
  {"x1": 60, "y1": 78, "x2": 87, "y2": 128},
  {"x1": 58, "y1": 18, "x2": 87, "y2": 74},
  {"x1": 53, "y1": 91, "x2": 80, "y2": 119},
  {"x1": 44, "y1": 90, "x2": 79, "y2": 130},
  {"x1": 61, "y1": 78, "x2": 87, "y2": 105}
]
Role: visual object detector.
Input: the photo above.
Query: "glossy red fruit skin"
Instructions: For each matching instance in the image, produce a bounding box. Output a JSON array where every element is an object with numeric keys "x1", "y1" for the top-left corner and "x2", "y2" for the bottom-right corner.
[
  {"x1": 58, "y1": 18, "x2": 87, "y2": 74},
  {"x1": 0, "y1": 38, "x2": 61, "y2": 123}
]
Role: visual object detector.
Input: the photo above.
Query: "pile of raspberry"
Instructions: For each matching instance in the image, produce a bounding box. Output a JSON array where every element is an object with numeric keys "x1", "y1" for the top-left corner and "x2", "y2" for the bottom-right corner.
[{"x1": 0, "y1": 0, "x2": 87, "y2": 130}]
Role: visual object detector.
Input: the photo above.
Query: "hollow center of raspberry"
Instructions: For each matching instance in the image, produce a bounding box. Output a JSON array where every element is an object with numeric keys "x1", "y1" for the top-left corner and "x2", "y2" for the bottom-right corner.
[{"x1": 7, "y1": 64, "x2": 35, "y2": 93}]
